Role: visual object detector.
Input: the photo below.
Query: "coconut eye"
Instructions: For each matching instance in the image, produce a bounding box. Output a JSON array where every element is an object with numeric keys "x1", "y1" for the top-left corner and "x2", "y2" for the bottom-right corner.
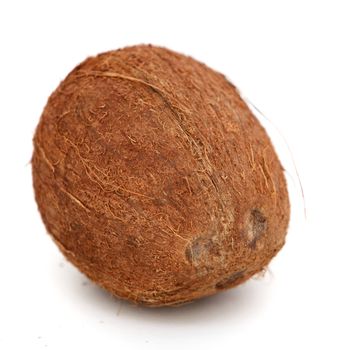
[{"x1": 246, "y1": 209, "x2": 267, "y2": 246}]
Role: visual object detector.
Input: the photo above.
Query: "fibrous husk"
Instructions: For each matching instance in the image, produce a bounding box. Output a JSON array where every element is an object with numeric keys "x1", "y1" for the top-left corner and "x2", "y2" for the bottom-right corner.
[{"x1": 32, "y1": 45, "x2": 290, "y2": 306}]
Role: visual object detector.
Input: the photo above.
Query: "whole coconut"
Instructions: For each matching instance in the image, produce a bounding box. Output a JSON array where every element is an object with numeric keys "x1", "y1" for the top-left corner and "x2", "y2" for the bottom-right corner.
[{"x1": 32, "y1": 45, "x2": 290, "y2": 306}]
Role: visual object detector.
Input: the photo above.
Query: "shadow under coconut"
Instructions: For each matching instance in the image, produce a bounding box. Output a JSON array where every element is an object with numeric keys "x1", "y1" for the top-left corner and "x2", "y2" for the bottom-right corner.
[{"x1": 54, "y1": 257, "x2": 272, "y2": 326}]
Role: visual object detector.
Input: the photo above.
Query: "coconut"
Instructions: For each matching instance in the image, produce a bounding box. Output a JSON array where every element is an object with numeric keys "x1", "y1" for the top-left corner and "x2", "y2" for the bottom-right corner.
[{"x1": 32, "y1": 45, "x2": 290, "y2": 306}]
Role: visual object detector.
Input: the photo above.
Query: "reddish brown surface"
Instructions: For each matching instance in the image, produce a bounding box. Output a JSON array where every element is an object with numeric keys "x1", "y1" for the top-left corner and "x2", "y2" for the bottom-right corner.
[{"x1": 32, "y1": 45, "x2": 290, "y2": 306}]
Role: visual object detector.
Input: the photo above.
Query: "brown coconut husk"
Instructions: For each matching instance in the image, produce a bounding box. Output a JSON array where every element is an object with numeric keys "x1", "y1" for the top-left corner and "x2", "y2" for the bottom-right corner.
[{"x1": 32, "y1": 45, "x2": 290, "y2": 306}]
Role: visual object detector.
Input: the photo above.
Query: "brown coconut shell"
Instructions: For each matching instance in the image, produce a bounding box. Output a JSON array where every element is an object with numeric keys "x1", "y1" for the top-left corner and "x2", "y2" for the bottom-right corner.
[{"x1": 32, "y1": 45, "x2": 290, "y2": 306}]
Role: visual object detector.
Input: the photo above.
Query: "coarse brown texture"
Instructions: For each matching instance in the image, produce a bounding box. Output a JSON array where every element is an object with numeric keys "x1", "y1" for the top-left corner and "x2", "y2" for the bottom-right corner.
[{"x1": 32, "y1": 45, "x2": 290, "y2": 306}]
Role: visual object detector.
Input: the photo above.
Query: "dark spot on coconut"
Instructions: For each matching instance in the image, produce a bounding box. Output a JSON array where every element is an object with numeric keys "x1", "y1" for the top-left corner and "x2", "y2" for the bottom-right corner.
[
  {"x1": 215, "y1": 270, "x2": 245, "y2": 289},
  {"x1": 126, "y1": 235, "x2": 140, "y2": 248},
  {"x1": 245, "y1": 209, "x2": 267, "y2": 247},
  {"x1": 70, "y1": 222, "x2": 83, "y2": 231}
]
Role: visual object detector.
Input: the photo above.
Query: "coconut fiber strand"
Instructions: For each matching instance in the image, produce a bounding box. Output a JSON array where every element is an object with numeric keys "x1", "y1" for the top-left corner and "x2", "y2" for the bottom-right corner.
[{"x1": 32, "y1": 45, "x2": 290, "y2": 306}]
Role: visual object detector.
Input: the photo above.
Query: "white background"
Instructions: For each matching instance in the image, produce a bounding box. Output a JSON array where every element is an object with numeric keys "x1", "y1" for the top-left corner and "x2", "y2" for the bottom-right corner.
[{"x1": 0, "y1": 1, "x2": 349, "y2": 349}]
